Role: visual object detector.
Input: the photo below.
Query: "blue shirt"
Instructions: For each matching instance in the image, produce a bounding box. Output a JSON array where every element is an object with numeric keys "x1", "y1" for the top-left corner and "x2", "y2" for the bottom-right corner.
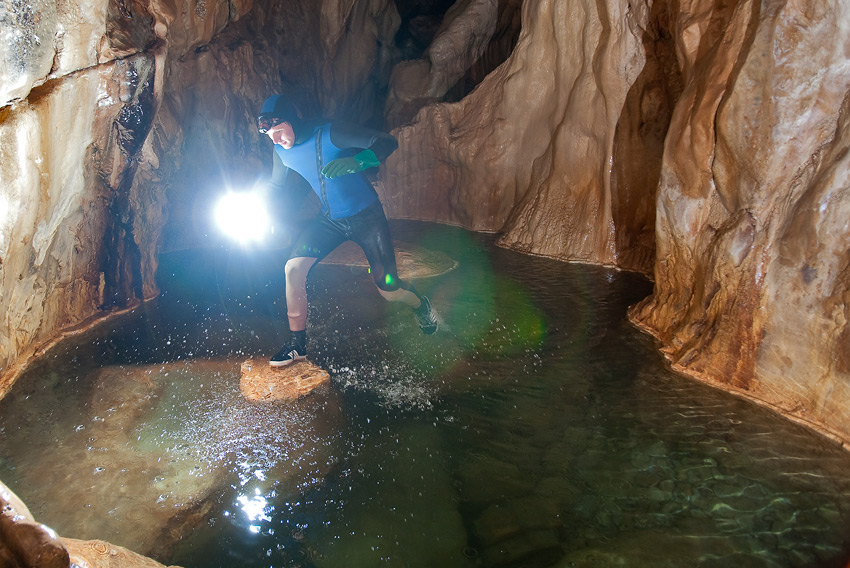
[{"x1": 270, "y1": 121, "x2": 397, "y2": 219}]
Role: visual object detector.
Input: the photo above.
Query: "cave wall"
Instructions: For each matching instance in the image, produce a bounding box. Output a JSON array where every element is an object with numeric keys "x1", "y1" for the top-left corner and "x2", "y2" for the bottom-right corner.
[
  {"x1": 379, "y1": 0, "x2": 663, "y2": 271},
  {"x1": 0, "y1": 0, "x2": 399, "y2": 393},
  {"x1": 2, "y1": 0, "x2": 850, "y2": 449},
  {"x1": 0, "y1": 0, "x2": 184, "y2": 390},
  {"x1": 630, "y1": 0, "x2": 850, "y2": 445},
  {"x1": 381, "y1": 0, "x2": 850, "y2": 444}
]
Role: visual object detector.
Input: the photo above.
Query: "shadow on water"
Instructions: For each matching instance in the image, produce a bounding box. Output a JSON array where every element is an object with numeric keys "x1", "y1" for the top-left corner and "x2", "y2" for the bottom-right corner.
[{"x1": 2, "y1": 222, "x2": 850, "y2": 567}]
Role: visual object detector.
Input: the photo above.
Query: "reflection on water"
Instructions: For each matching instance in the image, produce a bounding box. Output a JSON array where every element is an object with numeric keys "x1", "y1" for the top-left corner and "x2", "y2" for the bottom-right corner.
[{"x1": 1, "y1": 222, "x2": 850, "y2": 567}]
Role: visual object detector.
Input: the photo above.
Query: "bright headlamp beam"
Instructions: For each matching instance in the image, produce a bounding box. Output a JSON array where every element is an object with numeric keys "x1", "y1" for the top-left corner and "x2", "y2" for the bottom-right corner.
[{"x1": 214, "y1": 191, "x2": 270, "y2": 244}]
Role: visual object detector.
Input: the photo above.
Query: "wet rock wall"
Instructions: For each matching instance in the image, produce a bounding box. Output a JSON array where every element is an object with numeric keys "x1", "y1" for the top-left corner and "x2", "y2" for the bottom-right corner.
[
  {"x1": 381, "y1": 0, "x2": 850, "y2": 445},
  {"x1": 0, "y1": 0, "x2": 249, "y2": 392},
  {"x1": 0, "y1": 0, "x2": 398, "y2": 393},
  {"x1": 0, "y1": 52, "x2": 164, "y2": 393},
  {"x1": 630, "y1": 0, "x2": 850, "y2": 447},
  {"x1": 379, "y1": 0, "x2": 663, "y2": 271}
]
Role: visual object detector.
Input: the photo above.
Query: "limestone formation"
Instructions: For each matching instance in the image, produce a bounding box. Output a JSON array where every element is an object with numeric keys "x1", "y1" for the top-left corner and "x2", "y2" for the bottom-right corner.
[
  {"x1": 630, "y1": 0, "x2": 850, "y2": 447},
  {"x1": 380, "y1": 0, "x2": 655, "y2": 271},
  {"x1": 62, "y1": 538, "x2": 182, "y2": 568},
  {"x1": 381, "y1": 0, "x2": 850, "y2": 447},
  {"x1": 384, "y1": 0, "x2": 499, "y2": 127},
  {"x1": 240, "y1": 358, "x2": 330, "y2": 402},
  {"x1": 1, "y1": 480, "x2": 69, "y2": 568},
  {"x1": 1, "y1": 480, "x2": 182, "y2": 568},
  {"x1": 0, "y1": 0, "x2": 251, "y2": 396}
]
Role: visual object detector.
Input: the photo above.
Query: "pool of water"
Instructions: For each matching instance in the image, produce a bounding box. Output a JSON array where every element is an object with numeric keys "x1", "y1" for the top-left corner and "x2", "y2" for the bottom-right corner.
[{"x1": 2, "y1": 222, "x2": 850, "y2": 568}]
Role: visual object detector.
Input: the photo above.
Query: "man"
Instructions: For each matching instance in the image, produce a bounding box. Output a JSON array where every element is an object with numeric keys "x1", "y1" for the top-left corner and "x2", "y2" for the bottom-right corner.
[{"x1": 257, "y1": 94, "x2": 438, "y2": 367}]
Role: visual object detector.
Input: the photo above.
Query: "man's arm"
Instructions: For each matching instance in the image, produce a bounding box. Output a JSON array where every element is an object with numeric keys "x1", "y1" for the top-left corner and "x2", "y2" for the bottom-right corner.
[
  {"x1": 268, "y1": 150, "x2": 291, "y2": 192},
  {"x1": 264, "y1": 150, "x2": 311, "y2": 209},
  {"x1": 322, "y1": 121, "x2": 399, "y2": 179},
  {"x1": 329, "y1": 120, "x2": 399, "y2": 161},
  {"x1": 258, "y1": 150, "x2": 314, "y2": 226}
]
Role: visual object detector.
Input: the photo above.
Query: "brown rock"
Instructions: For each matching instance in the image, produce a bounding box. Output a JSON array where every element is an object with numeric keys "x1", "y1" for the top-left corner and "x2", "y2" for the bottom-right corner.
[
  {"x1": 1, "y1": 481, "x2": 70, "y2": 568},
  {"x1": 380, "y1": 0, "x2": 653, "y2": 271},
  {"x1": 1, "y1": 480, "x2": 184, "y2": 568},
  {"x1": 0, "y1": 510, "x2": 186, "y2": 568},
  {"x1": 0, "y1": 519, "x2": 70, "y2": 568},
  {"x1": 63, "y1": 538, "x2": 181, "y2": 568},
  {"x1": 630, "y1": 0, "x2": 850, "y2": 447},
  {"x1": 240, "y1": 358, "x2": 330, "y2": 402}
]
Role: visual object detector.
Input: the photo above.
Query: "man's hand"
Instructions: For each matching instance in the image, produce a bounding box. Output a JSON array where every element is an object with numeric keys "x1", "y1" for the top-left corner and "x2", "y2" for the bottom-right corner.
[
  {"x1": 322, "y1": 157, "x2": 360, "y2": 179},
  {"x1": 322, "y1": 149, "x2": 380, "y2": 179}
]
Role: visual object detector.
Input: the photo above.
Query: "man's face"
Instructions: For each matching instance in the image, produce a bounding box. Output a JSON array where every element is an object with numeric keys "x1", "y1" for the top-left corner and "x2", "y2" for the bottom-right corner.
[{"x1": 267, "y1": 121, "x2": 295, "y2": 149}]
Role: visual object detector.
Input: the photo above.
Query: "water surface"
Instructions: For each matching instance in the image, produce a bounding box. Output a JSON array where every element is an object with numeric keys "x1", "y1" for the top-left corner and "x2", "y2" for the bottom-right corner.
[{"x1": 1, "y1": 222, "x2": 849, "y2": 567}]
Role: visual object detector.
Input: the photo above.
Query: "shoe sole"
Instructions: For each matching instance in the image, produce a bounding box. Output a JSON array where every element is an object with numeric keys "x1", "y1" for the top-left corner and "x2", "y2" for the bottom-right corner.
[{"x1": 269, "y1": 354, "x2": 307, "y2": 367}]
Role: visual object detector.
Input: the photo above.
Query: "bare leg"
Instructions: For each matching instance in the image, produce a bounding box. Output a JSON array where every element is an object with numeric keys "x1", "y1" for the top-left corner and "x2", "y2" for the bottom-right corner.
[
  {"x1": 285, "y1": 256, "x2": 318, "y2": 331},
  {"x1": 377, "y1": 286, "x2": 421, "y2": 308}
]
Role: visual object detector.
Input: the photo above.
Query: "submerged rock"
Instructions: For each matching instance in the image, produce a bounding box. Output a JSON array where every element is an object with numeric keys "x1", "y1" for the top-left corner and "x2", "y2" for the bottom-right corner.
[
  {"x1": 321, "y1": 240, "x2": 458, "y2": 280},
  {"x1": 304, "y1": 422, "x2": 469, "y2": 568},
  {"x1": 13, "y1": 362, "x2": 230, "y2": 554},
  {"x1": 1, "y1": 356, "x2": 347, "y2": 562},
  {"x1": 479, "y1": 528, "x2": 562, "y2": 567}
]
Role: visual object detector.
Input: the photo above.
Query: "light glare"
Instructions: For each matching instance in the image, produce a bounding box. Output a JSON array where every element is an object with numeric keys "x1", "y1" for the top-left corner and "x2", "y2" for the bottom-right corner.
[
  {"x1": 214, "y1": 191, "x2": 270, "y2": 244},
  {"x1": 237, "y1": 489, "x2": 272, "y2": 523}
]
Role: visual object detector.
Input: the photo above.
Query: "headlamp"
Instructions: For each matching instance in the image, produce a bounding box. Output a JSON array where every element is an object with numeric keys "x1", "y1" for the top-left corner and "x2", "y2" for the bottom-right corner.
[{"x1": 257, "y1": 115, "x2": 284, "y2": 134}]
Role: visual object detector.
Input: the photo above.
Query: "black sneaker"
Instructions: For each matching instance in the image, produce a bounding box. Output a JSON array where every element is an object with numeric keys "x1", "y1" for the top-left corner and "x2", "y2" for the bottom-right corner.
[
  {"x1": 414, "y1": 296, "x2": 438, "y2": 335},
  {"x1": 269, "y1": 342, "x2": 307, "y2": 367}
]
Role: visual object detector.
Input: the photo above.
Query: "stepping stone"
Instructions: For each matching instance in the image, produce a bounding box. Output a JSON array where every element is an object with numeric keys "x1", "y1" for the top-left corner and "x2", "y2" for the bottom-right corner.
[{"x1": 240, "y1": 358, "x2": 330, "y2": 402}]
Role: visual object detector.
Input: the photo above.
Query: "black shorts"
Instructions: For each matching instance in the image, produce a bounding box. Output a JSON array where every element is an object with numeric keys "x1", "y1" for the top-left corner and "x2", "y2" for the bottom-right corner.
[{"x1": 288, "y1": 201, "x2": 405, "y2": 292}]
